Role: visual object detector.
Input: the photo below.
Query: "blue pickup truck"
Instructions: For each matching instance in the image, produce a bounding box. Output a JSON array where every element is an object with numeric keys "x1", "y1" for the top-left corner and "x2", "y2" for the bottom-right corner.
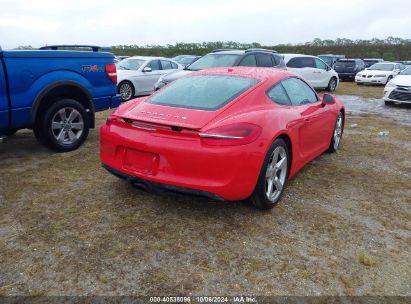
[{"x1": 0, "y1": 46, "x2": 121, "y2": 151}]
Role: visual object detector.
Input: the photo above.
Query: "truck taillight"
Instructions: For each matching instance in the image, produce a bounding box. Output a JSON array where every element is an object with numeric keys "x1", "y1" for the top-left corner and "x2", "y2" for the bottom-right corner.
[
  {"x1": 105, "y1": 63, "x2": 117, "y2": 84},
  {"x1": 199, "y1": 123, "x2": 262, "y2": 146}
]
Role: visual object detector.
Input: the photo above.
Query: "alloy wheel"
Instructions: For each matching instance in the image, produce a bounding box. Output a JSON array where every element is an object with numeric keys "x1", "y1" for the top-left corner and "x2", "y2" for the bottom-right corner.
[
  {"x1": 265, "y1": 146, "x2": 288, "y2": 202},
  {"x1": 51, "y1": 107, "x2": 84, "y2": 145},
  {"x1": 333, "y1": 113, "x2": 343, "y2": 150},
  {"x1": 119, "y1": 83, "x2": 133, "y2": 101},
  {"x1": 330, "y1": 78, "x2": 337, "y2": 91}
]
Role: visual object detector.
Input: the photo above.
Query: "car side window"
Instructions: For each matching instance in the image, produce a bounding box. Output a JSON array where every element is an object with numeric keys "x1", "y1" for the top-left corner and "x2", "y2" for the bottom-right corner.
[
  {"x1": 160, "y1": 60, "x2": 173, "y2": 70},
  {"x1": 266, "y1": 83, "x2": 291, "y2": 106},
  {"x1": 287, "y1": 57, "x2": 314, "y2": 68},
  {"x1": 256, "y1": 53, "x2": 274, "y2": 67},
  {"x1": 238, "y1": 55, "x2": 257, "y2": 66},
  {"x1": 286, "y1": 57, "x2": 302, "y2": 68},
  {"x1": 281, "y1": 78, "x2": 318, "y2": 106},
  {"x1": 147, "y1": 60, "x2": 161, "y2": 71},
  {"x1": 314, "y1": 58, "x2": 328, "y2": 70},
  {"x1": 171, "y1": 62, "x2": 178, "y2": 69}
]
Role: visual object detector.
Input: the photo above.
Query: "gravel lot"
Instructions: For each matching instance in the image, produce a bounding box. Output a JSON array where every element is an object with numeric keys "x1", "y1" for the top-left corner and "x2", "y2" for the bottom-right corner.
[{"x1": 0, "y1": 83, "x2": 410, "y2": 296}]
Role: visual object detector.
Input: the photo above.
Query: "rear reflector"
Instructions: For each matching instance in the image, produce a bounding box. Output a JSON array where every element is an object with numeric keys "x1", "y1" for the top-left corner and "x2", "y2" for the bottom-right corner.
[
  {"x1": 199, "y1": 123, "x2": 262, "y2": 146},
  {"x1": 105, "y1": 63, "x2": 117, "y2": 84}
]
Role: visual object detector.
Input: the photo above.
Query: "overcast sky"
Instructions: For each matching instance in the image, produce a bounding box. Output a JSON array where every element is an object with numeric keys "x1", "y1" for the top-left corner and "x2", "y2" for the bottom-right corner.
[{"x1": 0, "y1": 0, "x2": 410, "y2": 49}]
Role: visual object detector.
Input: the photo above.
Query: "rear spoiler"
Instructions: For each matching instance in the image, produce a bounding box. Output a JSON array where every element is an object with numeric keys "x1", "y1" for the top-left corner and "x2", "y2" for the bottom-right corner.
[{"x1": 39, "y1": 45, "x2": 112, "y2": 52}]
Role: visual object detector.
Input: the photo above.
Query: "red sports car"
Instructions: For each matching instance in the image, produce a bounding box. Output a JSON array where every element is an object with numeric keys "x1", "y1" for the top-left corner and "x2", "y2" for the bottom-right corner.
[{"x1": 100, "y1": 67, "x2": 344, "y2": 209}]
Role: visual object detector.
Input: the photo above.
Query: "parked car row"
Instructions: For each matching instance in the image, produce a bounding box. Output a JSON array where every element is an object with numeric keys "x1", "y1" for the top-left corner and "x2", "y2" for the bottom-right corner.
[
  {"x1": 116, "y1": 50, "x2": 342, "y2": 101},
  {"x1": 155, "y1": 49, "x2": 286, "y2": 91},
  {"x1": 355, "y1": 62, "x2": 406, "y2": 85}
]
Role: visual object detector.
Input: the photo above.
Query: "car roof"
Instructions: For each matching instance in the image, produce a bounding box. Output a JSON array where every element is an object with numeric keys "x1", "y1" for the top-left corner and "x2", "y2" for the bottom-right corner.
[
  {"x1": 372, "y1": 61, "x2": 396, "y2": 64},
  {"x1": 282, "y1": 53, "x2": 316, "y2": 58},
  {"x1": 191, "y1": 66, "x2": 296, "y2": 81},
  {"x1": 281, "y1": 54, "x2": 318, "y2": 61},
  {"x1": 128, "y1": 56, "x2": 174, "y2": 61},
  {"x1": 209, "y1": 50, "x2": 245, "y2": 55}
]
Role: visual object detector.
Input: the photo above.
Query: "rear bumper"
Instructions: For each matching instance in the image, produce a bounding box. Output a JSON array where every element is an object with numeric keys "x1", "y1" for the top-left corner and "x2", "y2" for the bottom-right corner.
[
  {"x1": 337, "y1": 73, "x2": 356, "y2": 80},
  {"x1": 99, "y1": 122, "x2": 264, "y2": 201},
  {"x1": 102, "y1": 164, "x2": 224, "y2": 201}
]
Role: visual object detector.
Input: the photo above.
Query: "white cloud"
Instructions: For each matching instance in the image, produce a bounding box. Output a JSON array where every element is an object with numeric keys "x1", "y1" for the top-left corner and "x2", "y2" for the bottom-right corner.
[
  {"x1": 0, "y1": 0, "x2": 410, "y2": 49},
  {"x1": 0, "y1": 16, "x2": 60, "y2": 32}
]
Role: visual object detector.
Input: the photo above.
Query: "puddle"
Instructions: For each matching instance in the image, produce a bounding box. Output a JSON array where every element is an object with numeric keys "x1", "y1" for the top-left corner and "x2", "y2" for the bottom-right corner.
[{"x1": 335, "y1": 94, "x2": 411, "y2": 127}]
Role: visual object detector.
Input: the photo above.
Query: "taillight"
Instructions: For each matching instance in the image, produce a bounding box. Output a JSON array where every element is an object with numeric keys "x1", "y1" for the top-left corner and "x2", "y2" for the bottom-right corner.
[
  {"x1": 199, "y1": 123, "x2": 262, "y2": 146},
  {"x1": 106, "y1": 113, "x2": 121, "y2": 125},
  {"x1": 105, "y1": 63, "x2": 117, "y2": 84}
]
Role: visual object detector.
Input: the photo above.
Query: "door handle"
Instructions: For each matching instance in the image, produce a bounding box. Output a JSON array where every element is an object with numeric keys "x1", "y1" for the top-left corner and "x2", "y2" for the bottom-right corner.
[{"x1": 304, "y1": 118, "x2": 310, "y2": 122}]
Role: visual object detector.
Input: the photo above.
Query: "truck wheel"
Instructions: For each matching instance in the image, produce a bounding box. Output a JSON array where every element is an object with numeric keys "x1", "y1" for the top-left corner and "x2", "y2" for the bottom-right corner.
[{"x1": 34, "y1": 99, "x2": 90, "y2": 152}]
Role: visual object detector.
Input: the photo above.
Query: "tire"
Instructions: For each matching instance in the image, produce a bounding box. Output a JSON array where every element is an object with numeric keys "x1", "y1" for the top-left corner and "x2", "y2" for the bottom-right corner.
[
  {"x1": 250, "y1": 138, "x2": 290, "y2": 210},
  {"x1": 1, "y1": 129, "x2": 17, "y2": 136},
  {"x1": 384, "y1": 100, "x2": 393, "y2": 106},
  {"x1": 34, "y1": 98, "x2": 90, "y2": 152},
  {"x1": 385, "y1": 76, "x2": 393, "y2": 85},
  {"x1": 326, "y1": 77, "x2": 337, "y2": 92},
  {"x1": 327, "y1": 112, "x2": 344, "y2": 153},
  {"x1": 356, "y1": 82, "x2": 363, "y2": 86},
  {"x1": 118, "y1": 81, "x2": 135, "y2": 101}
]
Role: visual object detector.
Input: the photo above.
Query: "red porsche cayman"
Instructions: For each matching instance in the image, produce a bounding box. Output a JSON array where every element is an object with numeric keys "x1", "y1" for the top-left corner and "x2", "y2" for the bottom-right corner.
[{"x1": 100, "y1": 67, "x2": 344, "y2": 209}]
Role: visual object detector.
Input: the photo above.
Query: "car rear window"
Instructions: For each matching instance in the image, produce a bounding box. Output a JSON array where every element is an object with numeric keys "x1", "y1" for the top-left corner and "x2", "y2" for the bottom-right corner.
[
  {"x1": 335, "y1": 60, "x2": 355, "y2": 67},
  {"x1": 149, "y1": 75, "x2": 259, "y2": 111}
]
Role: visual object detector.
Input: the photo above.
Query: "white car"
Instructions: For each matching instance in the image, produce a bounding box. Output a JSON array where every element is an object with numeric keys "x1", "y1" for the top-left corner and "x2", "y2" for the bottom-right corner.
[
  {"x1": 355, "y1": 62, "x2": 403, "y2": 86},
  {"x1": 282, "y1": 54, "x2": 339, "y2": 91},
  {"x1": 383, "y1": 66, "x2": 411, "y2": 105},
  {"x1": 116, "y1": 56, "x2": 182, "y2": 101}
]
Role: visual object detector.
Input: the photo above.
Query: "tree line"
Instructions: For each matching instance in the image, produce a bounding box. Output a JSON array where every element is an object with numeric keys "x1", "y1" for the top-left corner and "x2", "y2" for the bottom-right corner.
[
  {"x1": 111, "y1": 37, "x2": 411, "y2": 61},
  {"x1": 15, "y1": 37, "x2": 411, "y2": 60}
]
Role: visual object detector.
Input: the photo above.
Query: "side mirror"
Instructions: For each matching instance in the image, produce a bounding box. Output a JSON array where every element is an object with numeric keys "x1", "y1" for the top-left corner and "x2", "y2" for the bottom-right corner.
[
  {"x1": 143, "y1": 67, "x2": 152, "y2": 72},
  {"x1": 322, "y1": 94, "x2": 335, "y2": 107}
]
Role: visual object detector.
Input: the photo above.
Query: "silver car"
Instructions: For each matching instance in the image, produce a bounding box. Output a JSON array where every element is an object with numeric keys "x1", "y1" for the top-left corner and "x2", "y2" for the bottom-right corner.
[{"x1": 116, "y1": 56, "x2": 182, "y2": 101}]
